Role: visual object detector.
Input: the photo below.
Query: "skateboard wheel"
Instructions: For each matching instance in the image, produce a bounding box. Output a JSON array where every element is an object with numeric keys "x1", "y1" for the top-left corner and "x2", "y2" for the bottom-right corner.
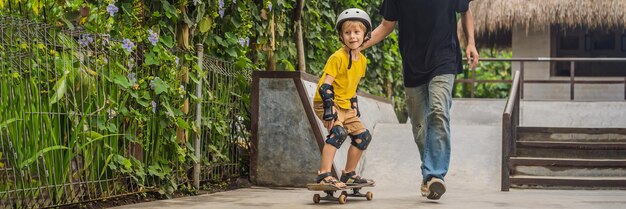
[
  {"x1": 366, "y1": 191, "x2": 373, "y2": 200},
  {"x1": 341, "y1": 191, "x2": 348, "y2": 196},
  {"x1": 338, "y1": 194, "x2": 347, "y2": 204},
  {"x1": 313, "y1": 194, "x2": 320, "y2": 204}
]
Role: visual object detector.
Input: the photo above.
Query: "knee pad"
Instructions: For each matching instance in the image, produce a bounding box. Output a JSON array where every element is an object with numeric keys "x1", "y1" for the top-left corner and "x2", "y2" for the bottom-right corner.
[
  {"x1": 350, "y1": 130, "x2": 372, "y2": 150},
  {"x1": 325, "y1": 125, "x2": 348, "y2": 149}
]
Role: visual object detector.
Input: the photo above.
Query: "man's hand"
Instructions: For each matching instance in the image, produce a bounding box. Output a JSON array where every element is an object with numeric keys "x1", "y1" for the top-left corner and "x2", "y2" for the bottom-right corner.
[{"x1": 465, "y1": 44, "x2": 479, "y2": 69}]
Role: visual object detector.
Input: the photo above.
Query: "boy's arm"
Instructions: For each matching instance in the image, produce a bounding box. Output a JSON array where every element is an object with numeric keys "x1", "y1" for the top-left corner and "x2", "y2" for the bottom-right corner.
[
  {"x1": 461, "y1": 9, "x2": 479, "y2": 69},
  {"x1": 319, "y1": 75, "x2": 337, "y2": 130},
  {"x1": 350, "y1": 93, "x2": 360, "y2": 117},
  {"x1": 361, "y1": 19, "x2": 396, "y2": 50}
]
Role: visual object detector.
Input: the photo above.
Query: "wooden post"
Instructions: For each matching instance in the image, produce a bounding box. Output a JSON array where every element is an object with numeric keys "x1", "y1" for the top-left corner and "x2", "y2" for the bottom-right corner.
[
  {"x1": 511, "y1": 61, "x2": 524, "y2": 99},
  {"x1": 267, "y1": 12, "x2": 276, "y2": 71},
  {"x1": 570, "y1": 61, "x2": 575, "y2": 100},
  {"x1": 194, "y1": 44, "x2": 204, "y2": 190},
  {"x1": 294, "y1": 0, "x2": 305, "y2": 72}
]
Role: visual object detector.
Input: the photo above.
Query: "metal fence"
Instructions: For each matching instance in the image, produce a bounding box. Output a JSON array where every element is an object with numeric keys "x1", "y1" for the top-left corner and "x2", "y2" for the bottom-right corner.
[
  {"x1": 0, "y1": 16, "x2": 252, "y2": 208},
  {"x1": 456, "y1": 58, "x2": 626, "y2": 100}
]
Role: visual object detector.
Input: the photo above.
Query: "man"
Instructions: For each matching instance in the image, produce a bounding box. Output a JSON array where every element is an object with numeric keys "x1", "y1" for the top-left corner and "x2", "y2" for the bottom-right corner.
[{"x1": 362, "y1": 0, "x2": 479, "y2": 200}]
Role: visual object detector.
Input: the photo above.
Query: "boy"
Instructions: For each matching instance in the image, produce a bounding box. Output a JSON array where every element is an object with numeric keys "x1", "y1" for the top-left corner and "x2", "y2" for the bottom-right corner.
[{"x1": 313, "y1": 8, "x2": 374, "y2": 188}]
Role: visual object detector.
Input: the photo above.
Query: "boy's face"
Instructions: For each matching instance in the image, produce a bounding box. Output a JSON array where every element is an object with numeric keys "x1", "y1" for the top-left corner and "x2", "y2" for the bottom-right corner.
[{"x1": 340, "y1": 21, "x2": 365, "y2": 50}]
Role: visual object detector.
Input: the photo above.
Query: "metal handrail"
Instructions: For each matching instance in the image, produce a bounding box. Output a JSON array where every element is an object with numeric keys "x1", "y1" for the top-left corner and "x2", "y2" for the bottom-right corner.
[
  {"x1": 501, "y1": 70, "x2": 520, "y2": 192},
  {"x1": 458, "y1": 57, "x2": 626, "y2": 100},
  {"x1": 478, "y1": 57, "x2": 626, "y2": 62}
]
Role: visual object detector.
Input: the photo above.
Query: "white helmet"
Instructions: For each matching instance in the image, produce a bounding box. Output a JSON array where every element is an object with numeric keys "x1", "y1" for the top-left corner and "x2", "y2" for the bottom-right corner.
[{"x1": 335, "y1": 8, "x2": 372, "y2": 39}]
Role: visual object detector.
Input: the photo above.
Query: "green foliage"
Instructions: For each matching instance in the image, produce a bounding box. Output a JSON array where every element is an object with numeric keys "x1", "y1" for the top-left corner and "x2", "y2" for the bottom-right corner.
[
  {"x1": 1, "y1": 1, "x2": 514, "y2": 207},
  {"x1": 455, "y1": 49, "x2": 513, "y2": 98}
]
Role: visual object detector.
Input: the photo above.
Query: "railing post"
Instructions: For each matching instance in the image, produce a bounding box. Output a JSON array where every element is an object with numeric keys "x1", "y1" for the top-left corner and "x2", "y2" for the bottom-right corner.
[
  {"x1": 194, "y1": 44, "x2": 204, "y2": 190},
  {"x1": 570, "y1": 61, "x2": 575, "y2": 100},
  {"x1": 513, "y1": 80, "x2": 520, "y2": 155},
  {"x1": 502, "y1": 113, "x2": 511, "y2": 191},
  {"x1": 471, "y1": 66, "x2": 476, "y2": 98},
  {"x1": 511, "y1": 61, "x2": 524, "y2": 99}
]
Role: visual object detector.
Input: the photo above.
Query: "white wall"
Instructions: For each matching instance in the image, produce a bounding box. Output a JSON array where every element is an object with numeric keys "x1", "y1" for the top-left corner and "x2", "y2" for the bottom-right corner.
[{"x1": 511, "y1": 25, "x2": 625, "y2": 101}]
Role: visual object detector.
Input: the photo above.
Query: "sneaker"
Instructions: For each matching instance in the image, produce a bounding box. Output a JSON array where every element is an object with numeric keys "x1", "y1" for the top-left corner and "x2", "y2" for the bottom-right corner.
[
  {"x1": 426, "y1": 177, "x2": 446, "y2": 200},
  {"x1": 420, "y1": 182, "x2": 428, "y2": 197}
]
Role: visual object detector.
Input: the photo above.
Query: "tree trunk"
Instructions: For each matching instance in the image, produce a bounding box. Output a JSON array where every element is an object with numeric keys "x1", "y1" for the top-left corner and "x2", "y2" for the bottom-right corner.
[
  {"x1": 176, "y1": 5, "x2": 190, "y2": 49},
  {"x1": 294, "y1": 0, "x2": 305, "y2": 72},
  {"x1": 267, "y1": 13, "x2": 276, "y2": 71},
  {"x1": 176, "y1": 5, "x2": 190, "y2": 144}
]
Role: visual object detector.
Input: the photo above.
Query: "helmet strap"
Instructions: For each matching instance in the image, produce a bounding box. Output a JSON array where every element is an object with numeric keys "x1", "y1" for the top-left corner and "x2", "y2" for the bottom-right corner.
[{"x1": 348, "y1": 50, "x2": 353, "y2": 70}]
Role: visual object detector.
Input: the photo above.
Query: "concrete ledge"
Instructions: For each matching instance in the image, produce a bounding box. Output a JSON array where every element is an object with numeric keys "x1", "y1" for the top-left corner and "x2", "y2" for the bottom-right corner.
[{"x1": 251, "y1": 71, "x2": 397, "y2": 187}]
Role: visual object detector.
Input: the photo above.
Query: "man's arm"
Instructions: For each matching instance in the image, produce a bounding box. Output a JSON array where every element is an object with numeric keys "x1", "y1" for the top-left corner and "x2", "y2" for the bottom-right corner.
[
  {"x1": 362, "y1": 19, "x2": 396, "y2": 50},
  {"x1": 461, "y1": 9, "x2": 479, "y2": 69}
]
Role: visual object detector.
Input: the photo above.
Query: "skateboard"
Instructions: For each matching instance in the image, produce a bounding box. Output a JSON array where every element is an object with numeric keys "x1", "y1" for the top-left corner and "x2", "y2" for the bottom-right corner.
[{"x1": 306, "y1": 182, "x2": 374, "y2": 204}]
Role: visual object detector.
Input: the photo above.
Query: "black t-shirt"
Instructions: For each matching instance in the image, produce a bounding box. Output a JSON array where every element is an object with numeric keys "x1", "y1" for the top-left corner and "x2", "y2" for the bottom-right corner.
[{"x1": 380, "y1": 0, "x2": 470, "y2": 87}]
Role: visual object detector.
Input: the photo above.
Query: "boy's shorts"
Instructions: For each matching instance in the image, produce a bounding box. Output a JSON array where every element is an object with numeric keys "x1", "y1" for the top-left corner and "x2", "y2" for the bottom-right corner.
[{"x1": 313, "y1": 101, "x2": 366, "y2": 135}]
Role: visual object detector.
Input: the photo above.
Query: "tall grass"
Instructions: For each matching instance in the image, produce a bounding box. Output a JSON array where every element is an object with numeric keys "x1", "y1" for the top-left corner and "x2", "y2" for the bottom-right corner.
[{"x1": 0, "y1": 17, "x2": 252, "y2": 208}]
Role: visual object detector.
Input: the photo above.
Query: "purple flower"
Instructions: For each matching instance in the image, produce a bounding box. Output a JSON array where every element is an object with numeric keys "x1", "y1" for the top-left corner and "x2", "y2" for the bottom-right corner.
[
  {"x1": 238, "y1": 37, "x2": 245, "y2": 47},
  {"x1": 193, "y1": 0, "x2": 199, "y2": 6},
  {"x1": 278, "y1": 0, "x2": 283, "y2": 6},
  {"x1": 148, "y1": 29, "x2": 158, "y2": 46},
  {"x1": 246, "y1": 37, "x2": 250, "y2": 46},
  {"x1": 122, "y1": 38, "x2": 134, "y2": 53},
  {"x1": 232, "y1": 0, "x2": 236, "y2": 4},
  {"x1": 175, "y1": 57, "x2": 180, "y2": 65},
  {"x1": 268, "y1": 2, "x2": 272, "y2": 12},
  {"x1": 218, "y1": 0, "x2": 225, "y2": 17},
  {"x1": 127, "y1": 73, "x2": 136, "y2": 84},
  {"x1": 78, "y1": 35, "x2": 93, "y2": 47},
  {"x1": 106, "y1": 4, "x2": 118, "y2": 17},
  {"x1": 149, "y1": 79, "x2": 155, "y2": 89},
  {"x1": 151, "y1": 101, "x2": 157, "y2": 113}
]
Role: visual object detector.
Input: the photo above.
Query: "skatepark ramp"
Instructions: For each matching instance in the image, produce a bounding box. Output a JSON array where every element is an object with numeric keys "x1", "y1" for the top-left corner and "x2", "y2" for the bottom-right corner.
[{"x1": 251, "y1": 71, "x2": 398, "y2": 187}]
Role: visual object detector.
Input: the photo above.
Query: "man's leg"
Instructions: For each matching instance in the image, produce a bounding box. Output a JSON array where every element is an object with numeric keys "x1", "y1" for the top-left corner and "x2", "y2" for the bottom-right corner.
[
  {"x1": 405, "y1": 84, "x2": 429, "y2": 195},
  {"x1": 406, "y1": 74, "x2": 455, "y2": 198},
  {"x1": 405, "y1": 84, "x2": 429, "y2": 168},
  {"x1": 423, "y1": 74, "x2": 454, "y2": 181},
  {"x1": 423, "y1": 74, "x2": 455, "y2": 199}
]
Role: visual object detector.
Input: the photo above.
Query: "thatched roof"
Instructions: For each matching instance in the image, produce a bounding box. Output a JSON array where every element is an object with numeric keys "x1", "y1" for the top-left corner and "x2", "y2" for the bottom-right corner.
[{"x1": 460, "y1": 0, "x2": 626, "y2": 48}]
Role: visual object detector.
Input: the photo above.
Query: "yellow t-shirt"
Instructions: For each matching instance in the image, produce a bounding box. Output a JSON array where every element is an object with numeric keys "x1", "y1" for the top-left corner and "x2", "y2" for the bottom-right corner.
[{"x1": 314, "y1": 48, "x2": 367, "y2": 109}]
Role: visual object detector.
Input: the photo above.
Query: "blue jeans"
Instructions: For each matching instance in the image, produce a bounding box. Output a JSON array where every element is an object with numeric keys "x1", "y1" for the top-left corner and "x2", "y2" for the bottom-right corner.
[{"x1": 405, "y1": 74, "x2": 454, "y2": 183}]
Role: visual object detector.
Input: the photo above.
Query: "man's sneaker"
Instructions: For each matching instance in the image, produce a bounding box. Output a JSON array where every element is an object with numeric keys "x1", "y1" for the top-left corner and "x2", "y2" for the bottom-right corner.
[
  {"x1": 420, "y1": 182, "x2": 428, "y2": 197},
  {"x1": 426, "y1": 177, "x2": 446, "y2": 200}
]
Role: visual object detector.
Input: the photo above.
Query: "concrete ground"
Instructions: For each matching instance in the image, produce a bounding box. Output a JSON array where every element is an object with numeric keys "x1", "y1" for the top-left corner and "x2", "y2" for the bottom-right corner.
[
  {"x1": 111, "y1": 187, "x2": 626, "y2": 209},
  {"x1": 112, "y1": 100, "x2": 626, "y2": 209},
  {"x1": 112, "y1": 122, "x2": 626, "y2": 209}
]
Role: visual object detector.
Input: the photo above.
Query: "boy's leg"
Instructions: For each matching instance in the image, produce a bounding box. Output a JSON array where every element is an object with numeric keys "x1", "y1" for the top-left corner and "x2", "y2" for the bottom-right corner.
[
  {"x1": 341, "y1": 109, "x2": 373, "y2": 184},
  {"x1": 314, "y1": 102, "x2": 348, "y2": 187}
]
